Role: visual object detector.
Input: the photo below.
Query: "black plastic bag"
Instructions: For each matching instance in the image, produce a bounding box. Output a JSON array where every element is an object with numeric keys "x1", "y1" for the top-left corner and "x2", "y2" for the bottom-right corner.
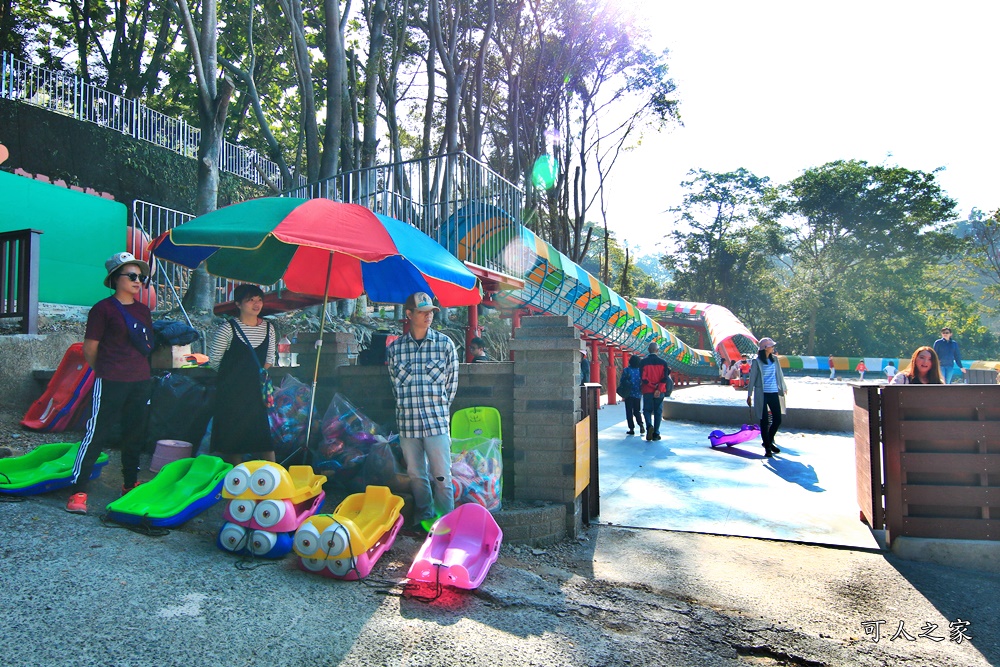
[
  {"x1": 146, "y1": 372, "x2": 214, "y2": 451},
  {"x1": 153, "y1": 320, "x2": 201, "y2": 347}
]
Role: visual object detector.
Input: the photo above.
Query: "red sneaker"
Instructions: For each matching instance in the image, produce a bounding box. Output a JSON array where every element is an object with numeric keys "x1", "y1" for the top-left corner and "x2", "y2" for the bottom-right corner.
[
  {"x1": 121, "y1": 481, "x2": 142, "y2": 497},
  {"x1": 66, "y1": 492, "x2": 88, "y2": 514}
]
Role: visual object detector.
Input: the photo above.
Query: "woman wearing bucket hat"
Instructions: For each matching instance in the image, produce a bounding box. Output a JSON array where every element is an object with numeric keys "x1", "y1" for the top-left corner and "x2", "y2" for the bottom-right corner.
[
  {"x1": 66, "y1": 252, "x2": 154, "y2": 514},
  {"x1": 746, "y1": 337, "x2": 787, "y2": 458}
]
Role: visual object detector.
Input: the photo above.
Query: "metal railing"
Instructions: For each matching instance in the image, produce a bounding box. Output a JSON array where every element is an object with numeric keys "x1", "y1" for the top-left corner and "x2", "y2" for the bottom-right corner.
[
  {"x1": 136, "y1": 152, "x2": 527, "y2": 312},
  {"x1": 132, "y1": 201, "x2": 195, "y2": 315},
  {"x1": 1, "y1": 52, "x2": 290, "y2": 188},
  {"x1": 285, "y1": 152, "x2": 525, "y2": 281}
]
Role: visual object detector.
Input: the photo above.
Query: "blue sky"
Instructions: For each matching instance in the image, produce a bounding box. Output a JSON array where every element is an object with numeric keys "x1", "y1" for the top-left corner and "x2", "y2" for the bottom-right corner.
[{"x1": 606, "y1": 1, "x2": 999, "y2": 254}]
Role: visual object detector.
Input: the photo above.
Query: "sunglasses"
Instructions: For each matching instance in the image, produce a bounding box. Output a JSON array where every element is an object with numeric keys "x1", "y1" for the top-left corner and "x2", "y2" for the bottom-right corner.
[{"x1": 119, "y1": 272, "x2": 146, "y2": 283}]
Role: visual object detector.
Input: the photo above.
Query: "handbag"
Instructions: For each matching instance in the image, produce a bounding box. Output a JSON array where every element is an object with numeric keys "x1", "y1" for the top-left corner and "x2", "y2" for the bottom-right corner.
[
  {"x1": 231, "y1": 321, "x2": 280, "y2": 440},
  {"x1": 110, "y1": 298, "x2": 155, "y2": 356}
]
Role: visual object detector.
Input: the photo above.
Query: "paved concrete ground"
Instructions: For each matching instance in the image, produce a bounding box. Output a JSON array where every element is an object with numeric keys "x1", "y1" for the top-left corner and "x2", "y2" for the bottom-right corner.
[
  {"x1": 2, "y1": 377, "x2": 998, "y2": 666},
  {"x1": 595, "y1": 379, "x2": 878, "y2": 549}
]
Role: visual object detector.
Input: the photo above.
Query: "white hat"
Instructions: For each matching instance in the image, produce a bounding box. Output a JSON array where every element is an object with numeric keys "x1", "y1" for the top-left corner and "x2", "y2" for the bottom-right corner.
[
  {"x1": 104, "y1": 252, "x2": 150, "y2": 288},
  {"x1": 405, "y1": 291, "x2": 439, "y2": 312}
]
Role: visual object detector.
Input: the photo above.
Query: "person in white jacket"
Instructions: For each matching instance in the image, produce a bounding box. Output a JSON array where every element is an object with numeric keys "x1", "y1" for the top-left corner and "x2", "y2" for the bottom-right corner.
[{"x1": 747, "y1": 337, "x2": 788, "y2": 458}]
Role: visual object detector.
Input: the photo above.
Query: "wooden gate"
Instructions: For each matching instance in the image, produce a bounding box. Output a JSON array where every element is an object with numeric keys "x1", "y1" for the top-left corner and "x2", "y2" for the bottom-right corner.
[{"x1": 881, "y1": 385, "x2": 1000, "y2": 543}]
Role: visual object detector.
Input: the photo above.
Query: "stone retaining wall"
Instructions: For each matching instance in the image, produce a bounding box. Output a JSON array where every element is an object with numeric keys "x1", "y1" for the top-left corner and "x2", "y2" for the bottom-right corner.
[
  {"x1": 663, "y1": 400, "x2": 854, "y2": 432},
  {"x1": 7, "y1": 316, "x2": 588, "y2": 545}
]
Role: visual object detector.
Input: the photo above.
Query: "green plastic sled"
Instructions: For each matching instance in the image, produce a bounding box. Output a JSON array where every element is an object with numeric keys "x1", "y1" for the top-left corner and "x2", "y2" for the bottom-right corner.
[
  {"x1": 106, "y1": 455, "x2": 233, "y2": 528},
  {"x1": 0, "y1": 442, "x2": 109, "y2": 495},
  {"x1": 450, "y1": 406, "x2": 502, "y2": 441}
]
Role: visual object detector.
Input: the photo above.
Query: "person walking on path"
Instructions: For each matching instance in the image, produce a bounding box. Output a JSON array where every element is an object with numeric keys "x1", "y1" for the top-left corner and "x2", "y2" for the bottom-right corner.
[
  {"x1": 66, "y1": 252, "x2": 154, "y2": 514},
  {"x1": 933, "y1": 327, "x2": 966, "y2": 384},
  {"x1": 747, "y1": 337, "x2": 787, "y2": 458},
  {"x1": 618, "y1": 355, "x2": 644, "y2": 436},
  {"x1": 889, "y1": 347, "x2": 944, "y2": 385},
  {"x1": 639, "y1": 343, "x2": 672, "y2": 442},
  {"x1": 828, "y1": 354, "x2": 836, "y2": 380},
  {"x1": 386, "y1": 292, "x2": 459, "y2": 530},
  {"x1": 884, "y1": 361, "x2": 897, "y2": 380},
  {"x1": 207, "y1": 284, "x2": 277, "y2": 466},
  {"x1": 855, "y1": 360, "x2": 867, "y2": 380}
]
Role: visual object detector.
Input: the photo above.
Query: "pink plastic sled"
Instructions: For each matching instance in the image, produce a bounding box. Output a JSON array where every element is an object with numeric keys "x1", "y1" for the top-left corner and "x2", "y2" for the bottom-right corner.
[
  {"x1": 407, "y1": 503, "x2": 503, "y2": 590},
  {"x1": 708, "y1": 424, "x2": 761, "y2": 448}
]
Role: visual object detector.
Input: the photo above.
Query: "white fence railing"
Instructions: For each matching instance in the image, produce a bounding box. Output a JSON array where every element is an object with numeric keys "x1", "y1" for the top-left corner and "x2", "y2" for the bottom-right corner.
[{"x1": 1, "y1": 52, "x2": 290, "y2": 188}]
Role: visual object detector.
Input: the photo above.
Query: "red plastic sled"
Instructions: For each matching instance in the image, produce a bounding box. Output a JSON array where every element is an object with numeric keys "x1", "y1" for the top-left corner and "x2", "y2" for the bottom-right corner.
[
  {"x1": 708, "y1": 424, "x2": 761, "y2": 448},
  {"x1": 21, "y1": 343, "x2": 94, "y2": 432}
]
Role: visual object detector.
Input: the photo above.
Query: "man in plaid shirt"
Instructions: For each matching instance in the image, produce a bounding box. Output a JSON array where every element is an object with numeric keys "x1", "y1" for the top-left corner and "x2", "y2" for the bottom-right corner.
[{"x1": 386, "y1": 292, "x2": 459, "y2": 529}]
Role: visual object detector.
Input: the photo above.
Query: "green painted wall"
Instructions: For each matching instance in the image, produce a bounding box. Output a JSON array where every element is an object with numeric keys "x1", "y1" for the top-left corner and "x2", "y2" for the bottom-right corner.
[{"x1": 0, "y1": 170, "x2": 124, "y2": 306}]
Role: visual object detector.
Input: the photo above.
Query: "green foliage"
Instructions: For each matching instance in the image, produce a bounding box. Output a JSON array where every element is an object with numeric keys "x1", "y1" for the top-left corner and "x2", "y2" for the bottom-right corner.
[
  {"x1": 771, "y1": 160, "x2": 967, "y2": 355},
  {"x1": 660, "y1": 169, "x2": 785, "y2": 324},
  {"x1": 0, "y1": 0, "x2": 42, "y2": 60}
]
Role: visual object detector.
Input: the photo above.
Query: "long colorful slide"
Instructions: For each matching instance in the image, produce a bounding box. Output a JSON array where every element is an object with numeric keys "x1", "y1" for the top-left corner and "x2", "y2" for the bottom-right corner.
[{"x1": 442, "y1": 207, "x2": 724, "y2": 376}]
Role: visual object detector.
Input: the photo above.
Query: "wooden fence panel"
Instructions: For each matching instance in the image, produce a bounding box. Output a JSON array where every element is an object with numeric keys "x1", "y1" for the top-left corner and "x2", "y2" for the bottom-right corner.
[
  {"x1": 0, "y1": 229, "x2": 41, "y2": 334},
  {"x1": 852, "y1": 385, "x2": 883, "y2": 528},
  {"x1": 882, "y1": 385, "x2": 1000, "y2": 544}
]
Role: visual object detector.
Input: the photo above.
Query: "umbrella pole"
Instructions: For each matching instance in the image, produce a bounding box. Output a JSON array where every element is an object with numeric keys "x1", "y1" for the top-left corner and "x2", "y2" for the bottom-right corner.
[{"x1": 303, "y1": 252, "x2": 334, "y2": 464}]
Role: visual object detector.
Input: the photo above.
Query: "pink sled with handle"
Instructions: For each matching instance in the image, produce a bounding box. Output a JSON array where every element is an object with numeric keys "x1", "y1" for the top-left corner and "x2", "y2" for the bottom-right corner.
[
  {"x1": 407, "y1": 503, "x2": 503, "y2": 590},
  {"x1": 708, "y1": 423, "x2": 761, "y2": 448}
]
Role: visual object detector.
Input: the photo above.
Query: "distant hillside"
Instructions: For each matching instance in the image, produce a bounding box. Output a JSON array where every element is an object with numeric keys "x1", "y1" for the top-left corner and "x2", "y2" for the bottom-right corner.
[{"x1": 634, "y1": 253, "x2": 671, "y2": 285}]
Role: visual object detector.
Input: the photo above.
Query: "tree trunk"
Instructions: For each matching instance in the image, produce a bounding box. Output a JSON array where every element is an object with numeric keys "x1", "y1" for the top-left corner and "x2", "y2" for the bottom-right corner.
[
  {"x1": 175, "y1": 0, "x2": 234, "y2": 318},
  {"x1": 361, "y1": 0, "x2": 387, "y2": 169},
  {"x1": 279, "y1": 0, "x2": 320, "y2": 182},
  {"x1": 320, "y1": 0, "x2": 346, "y2": 181}
]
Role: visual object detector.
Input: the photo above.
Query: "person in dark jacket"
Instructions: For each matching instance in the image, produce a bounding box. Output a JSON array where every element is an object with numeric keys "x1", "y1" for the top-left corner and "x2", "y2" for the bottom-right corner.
[
  {"x1": 618, "y1": 355, "x2": 644, "y2": 436},
  {"x1": 932, "y1": 327, "x2": 966, "y2": 384},
  {"x1": 468, "y1": 336, "x2": 492, "y2": 362},
  {"x1": 639, "y1": 342, "x2": 672, "y2": 442}
]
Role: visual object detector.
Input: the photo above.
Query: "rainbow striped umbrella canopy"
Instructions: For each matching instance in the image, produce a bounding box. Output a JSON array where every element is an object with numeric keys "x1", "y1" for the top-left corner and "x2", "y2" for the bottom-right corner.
[{"x1": 149, "y1": 197, "x2": 480, "y2": 306}]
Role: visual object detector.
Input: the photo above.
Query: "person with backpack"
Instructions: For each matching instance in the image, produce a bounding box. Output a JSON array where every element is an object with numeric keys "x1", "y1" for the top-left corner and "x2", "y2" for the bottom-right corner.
[
  {"x1": 66, "y1": 252, "x2": 154, "y2": 514},
  {"x1": 639, "y1": 342, "x2": 672, "y2": 442},
  {"x1": 617, "y1": 355, "x2": 644, "y2": 436}
]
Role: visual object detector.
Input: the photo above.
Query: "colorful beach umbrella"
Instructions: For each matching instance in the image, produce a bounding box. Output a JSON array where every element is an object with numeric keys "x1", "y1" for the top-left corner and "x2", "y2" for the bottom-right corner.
[
  {"x1": 149, "y1": 197, "x2": 481, "y2": 456},
  {"x1": 148, "y1": 197, "x2": 480, "y2": 306}
]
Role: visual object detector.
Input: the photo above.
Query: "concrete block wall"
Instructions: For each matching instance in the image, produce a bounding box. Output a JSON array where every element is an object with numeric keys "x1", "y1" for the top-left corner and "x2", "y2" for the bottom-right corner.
[
  {"x1": 0, "y1": 332, "x2": 87, "y2": 412},
  {"x1": 509, "y1": 315, "x2": 583, "y2": 538},
  {"x1": 293, "y1": 331, "x2": 358, "y2": 374}
]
